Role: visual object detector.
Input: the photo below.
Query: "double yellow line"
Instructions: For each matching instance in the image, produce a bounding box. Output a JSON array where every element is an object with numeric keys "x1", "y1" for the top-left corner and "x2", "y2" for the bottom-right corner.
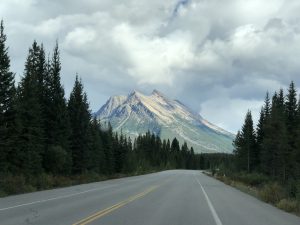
[{"x1": 72, "y1": 185, "x2": 159, "y2": 225}]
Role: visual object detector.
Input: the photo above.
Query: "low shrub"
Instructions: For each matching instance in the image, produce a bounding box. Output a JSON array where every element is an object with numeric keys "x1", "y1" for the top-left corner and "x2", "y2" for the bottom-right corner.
[
  {"x1": 0, "y1": 174, "x2": 36, "y2": 195},
  {"x1": 236, "y1": 173, "x2": 269, "y2": 186},
  {"x1": 34, "y1": 173, "x2": 55, "y2": 190},
  {"x1": 297, "y1": 181, "x2": 300, "y2": 201},
  {"x1": 276, "y1": 199, "x2": 299, "y2": 213},
  {"x1": 258, "y1": 183, "x2": 285, "y2": 204}
]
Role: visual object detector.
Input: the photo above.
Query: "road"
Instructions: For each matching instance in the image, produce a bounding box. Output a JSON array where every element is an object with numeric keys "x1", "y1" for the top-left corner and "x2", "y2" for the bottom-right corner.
[{"x1": 0, "y1": 170, "x2": 300, "y2": 225}]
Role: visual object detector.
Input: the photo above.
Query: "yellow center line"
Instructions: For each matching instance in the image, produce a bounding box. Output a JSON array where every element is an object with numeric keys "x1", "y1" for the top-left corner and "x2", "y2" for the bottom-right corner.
[{"x1": 72, "y1": 185, "x2": 159, "y2": 225}]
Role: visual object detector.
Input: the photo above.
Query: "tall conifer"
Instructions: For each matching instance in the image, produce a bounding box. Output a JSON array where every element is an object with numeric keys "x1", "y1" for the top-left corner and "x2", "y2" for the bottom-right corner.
[
  {"x1": 16, "y1": 41, "x2": 45, "y2": 175},
  {"x1": 68, "y1": 76, "x2": 91, "y2": 174},
  {"x1": 0, "y1": 20, "x2": 16, "y2": 173}
]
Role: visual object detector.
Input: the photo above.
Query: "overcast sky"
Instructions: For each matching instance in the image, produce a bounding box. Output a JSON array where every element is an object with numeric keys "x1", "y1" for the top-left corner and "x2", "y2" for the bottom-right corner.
[{"x1": 1, "y1": 0, "x2": 300, "y2": 133}]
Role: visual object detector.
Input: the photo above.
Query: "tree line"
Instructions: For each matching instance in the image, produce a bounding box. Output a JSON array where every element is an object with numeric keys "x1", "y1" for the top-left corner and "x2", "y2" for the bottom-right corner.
[
  {"x1": 0, "y1": 20, "x2": 201, "y2": 184},
  {"x1": 233, "y1": 81, "x2": 300, "y2": 184}
]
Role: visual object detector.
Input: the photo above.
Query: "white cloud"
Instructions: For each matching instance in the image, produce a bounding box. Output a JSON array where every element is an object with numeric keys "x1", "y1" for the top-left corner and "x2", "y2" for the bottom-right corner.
[
  {"x1": 112, "y1": 23, "x2": 195, "y2": 85},
  {"x1": 200, "y1": 98, "x2": 263, "y2": 133},
  {"x1": 2, "y1": 0, "x2": 300, "y2": 132}
]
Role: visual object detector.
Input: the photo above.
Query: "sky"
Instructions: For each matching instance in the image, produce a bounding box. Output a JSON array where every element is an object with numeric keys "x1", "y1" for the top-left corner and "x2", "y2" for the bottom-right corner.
[{"x1": 1, "y1": 0, "x2": 300, "y2": 133}]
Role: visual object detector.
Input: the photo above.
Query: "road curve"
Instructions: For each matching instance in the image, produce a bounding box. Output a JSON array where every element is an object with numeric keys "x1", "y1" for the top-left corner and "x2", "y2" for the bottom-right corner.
[{"x1": 0, "y1": 170, "x2": 300, "y2": 225}]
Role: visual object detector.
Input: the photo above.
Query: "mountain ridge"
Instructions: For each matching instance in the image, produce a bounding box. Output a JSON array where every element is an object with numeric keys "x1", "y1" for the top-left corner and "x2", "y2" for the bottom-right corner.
[{"x1": 95, "y1": 90, "x2": 235, "y2": 153}]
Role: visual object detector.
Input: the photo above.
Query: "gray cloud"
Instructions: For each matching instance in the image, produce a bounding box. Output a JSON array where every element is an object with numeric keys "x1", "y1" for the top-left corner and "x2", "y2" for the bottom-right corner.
[{"x1": 1, "y1": 0, "x2": 300, "y2": 133}]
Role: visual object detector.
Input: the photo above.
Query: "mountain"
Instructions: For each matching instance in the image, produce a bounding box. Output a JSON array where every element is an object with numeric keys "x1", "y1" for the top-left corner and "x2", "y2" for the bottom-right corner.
[{"x1": 95, "y1": 90, "x2": 235, "y2": 153}]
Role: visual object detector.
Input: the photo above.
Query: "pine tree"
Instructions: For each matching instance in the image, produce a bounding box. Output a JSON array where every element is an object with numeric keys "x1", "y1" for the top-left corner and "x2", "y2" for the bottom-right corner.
[
  {"x1": 43, "y1": 43, "x2": 71, "y2": 174},
  {"x1": 15, "y1": 41, "x2": 45, "y2": 175},
  {"x1": 233, "y1": 111, "x2": 256, "y2": 172},
  {"x1": 296, "y1": 98, "x2": 300, "y2": 179},
  {"x1": 243, "y1": 111, "x2": 256, "y2": 173},
  {"x1": 256, "y1": 107, "x2": 265, "y2": 170},
  {"x1": 261, "y1": 92, "x2": 288, "y2": 180},
  {"x1": 171, "y1": 138, "x2": 180, "y2": 152},
  {"x1": 101, "y1": 122, "x2": 115, "y2": 174},
  {"x1": 285, "y1": 81, "x2": 298, "y2": 179},
  {"x1": 285, "y1": 82, "x2": 298, "y2": 132},
  {"x1": 264, "y1": 92, "x2": 271, "y2": 119},
  {"x1": 88, "y1": 119, "x2": 105, "y2": 174},
  {"x1": 113, "y1": 132, "x2": 123, "y2": 173},
  {"x1": 181, "y1": 141, "x2": 189, "y2": 169},
  {"x1": 257, "y1": 92, "x2": 272, "y2": 172},
  {"x1": 171, "y1": 137, "x2": 180, "y2": 168},
  {"x1": 68, "y1": 76, "x2": 91, "y2": 174},
  {"x1": 0, "y1": 20, "x2": 16, "y2": 173}
]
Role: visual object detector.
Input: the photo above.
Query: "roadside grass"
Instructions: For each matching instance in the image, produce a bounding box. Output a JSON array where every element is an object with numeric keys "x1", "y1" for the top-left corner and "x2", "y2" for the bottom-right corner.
[
  {"x1": 0, "y1": 169, "x2": 162, "y2": 197},
  {"x1": 204, "y1": 171, "x2": 300, "y2": 216}
]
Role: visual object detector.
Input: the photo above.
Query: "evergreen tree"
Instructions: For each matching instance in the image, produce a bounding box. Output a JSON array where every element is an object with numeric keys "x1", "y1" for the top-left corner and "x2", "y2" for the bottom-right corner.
[
  {"x1": 88, "y1": 119, "x2": 105, "y2": 173},
  {"x1": 285, "y1": 82, "x2": 298, "y2": 133},
  {"x1": 256, "y1": 107, "x2": 265, "y2": 170},
  {"x1": 171, "y1": 137, "x2": 180, "y2": 168},
  {"x1": 165, "y1": 139, "x2": 171, "y2": 168},
  {"x1": 181, "y1": 141, "x2": 189, "y2": 168},
  {"x1": 296, "y1": 99, "x2": 300, "y2": 179},
  {"x1": 285, "y1": 81, "x2": 298, "y2": 179},
  {"x1": 257, "y1": 92, "x2": 272, "y2": 172},
  {"x1": 261, "y1": 92, "x2": 288, "y2": 180},
  {"x1": 171, "y1": 137, "x2": 180, "y2": 152},
  {"x1": 68, "y1": 76, "x2": 91, "y2": 174},
  {"x1": 264, "y1": 92, "x2": 271, "y2": 119},
  {"x1": 233, "y1": 111, "x2": 256, "y2": 172},
  {"x1": 113, "y1": 132, "x2": 123, "y2": 173},
  {"x1": 15, "y1": 41, "x2": 45, "y2": 175},
  {"x1": 0, "y1": 20, "x2": 16, "y2": 173},
  {"x1": 43, "y1": 43, "x2": 71, "y2": 174},
  {"x1": 101, "y1": 122, "x2": 115, "y2": 174}
]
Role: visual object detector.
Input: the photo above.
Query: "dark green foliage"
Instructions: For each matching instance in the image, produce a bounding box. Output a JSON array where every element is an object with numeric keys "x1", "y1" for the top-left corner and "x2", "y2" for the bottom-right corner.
[
  {"x1": 296, "y1": 99, "x2": 300, "y2": 179},
  {"x1": 131, "y1": 133, "x2": 200, "y2": 172},
  {"x1": 232, "y1": 81, "x2": 300, "y2": 192},
  {"x1": 44, "y1": 146, "x2": 68, "y2": 175},
  {"x1": 233, "y1": 111, "x2": 256, "y2": 172},
  {"x1": 15, "y1": 41, "x2": 45, "y2": 175},
  {"x1": 208, "y1": 82, "x2": 300, "y2": 212},
  {"x1": 100, "y1": 123, "x2": 115, "y2": 174},
  {"x1": 261, "y1": 92, "x2": 288, "y2": 180},
  {"x1": 285, "y1": 82, "x2": 299, "y2": 179},
  {"x1": 113, "y1": 133, "x2": 126, "y2": 173},
  {"x1": 88, "y1": 119, "x2": 105, "y2": 174},
  {"x1": 68, "y1": 76, "x2": 91, "y2": 174},
  {"x1": 171, "y1": 137, "x2": 180, "y2": 152},
  {"x1": 198, "y1": 153, "x2": 235, "y2": 172},
  {"x1": 230, "y1": 82, "x2": 300, "y2": 205},
  {"x1": 43, "y1": 43, "x2": 71, "y2": 174},
  {"x1": 0, "y1": 20, "x2": 16, "y2": 173}
]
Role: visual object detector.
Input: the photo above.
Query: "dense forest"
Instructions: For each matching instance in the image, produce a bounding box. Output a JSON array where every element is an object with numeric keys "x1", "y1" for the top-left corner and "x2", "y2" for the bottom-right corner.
[
  {"x1": 213, "y1": 81, "x2": 300, "y2": 210},
  {"x1": 233, "y1": 82, "x2": 300, "y2": 182},
  {"x1": 0, "y1": 21, "x2": 207, "y2": 195}
]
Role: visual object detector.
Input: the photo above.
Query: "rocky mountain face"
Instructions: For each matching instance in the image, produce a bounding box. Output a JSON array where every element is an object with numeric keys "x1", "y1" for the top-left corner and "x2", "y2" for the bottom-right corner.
[{"x1": 95, "y1": 90, "x2": 235, "y2": 153}]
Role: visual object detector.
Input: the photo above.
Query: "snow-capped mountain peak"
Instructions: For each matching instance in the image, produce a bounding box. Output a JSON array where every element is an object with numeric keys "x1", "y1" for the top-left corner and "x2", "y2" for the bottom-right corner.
[{"x1": 95, "y1": 90, "x2": 234, "y2": 153}]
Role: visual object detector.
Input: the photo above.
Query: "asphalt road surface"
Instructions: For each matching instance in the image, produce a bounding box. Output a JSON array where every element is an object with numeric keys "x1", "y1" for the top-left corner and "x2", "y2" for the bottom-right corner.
[{"x1": 1, "y1": 170, "x2": 300, "y2": 225}]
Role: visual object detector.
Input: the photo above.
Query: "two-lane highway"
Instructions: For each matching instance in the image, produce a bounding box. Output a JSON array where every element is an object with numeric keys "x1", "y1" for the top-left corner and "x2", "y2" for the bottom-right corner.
[{"x1": 0, "y1": 170, "x2": 300, "y2": 225}]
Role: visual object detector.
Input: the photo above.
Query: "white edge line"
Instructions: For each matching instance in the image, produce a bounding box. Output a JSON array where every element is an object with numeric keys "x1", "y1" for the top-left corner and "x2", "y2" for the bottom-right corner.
[
  {"x1": 0, "y1": 184, "x2": 118, "y2": 212},
  {"x1": 195, "y1": 177, "x2": 223, "y2": 225}
]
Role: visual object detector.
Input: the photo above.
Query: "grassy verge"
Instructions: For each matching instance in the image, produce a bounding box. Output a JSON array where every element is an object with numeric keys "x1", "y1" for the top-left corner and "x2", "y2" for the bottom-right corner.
[
  {"x1": 0, "y1": 169, "x2": 161, "y2": 198},
  {"x1": 204, "y1": 171, "x2": 300, "y2": 215}
]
